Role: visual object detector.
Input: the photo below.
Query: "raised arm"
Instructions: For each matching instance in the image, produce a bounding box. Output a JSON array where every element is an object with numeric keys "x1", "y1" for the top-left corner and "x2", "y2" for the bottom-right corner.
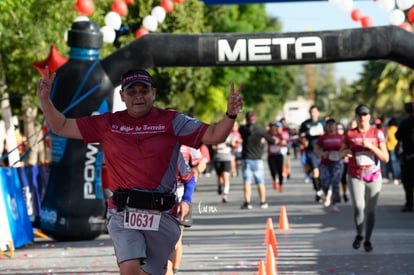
[
  {"x1": 201, "y1": 82, "x2": 243, "y2": 145},
  {"x1": 37, "y1": 67, "x2": 83, "y2": 139}
]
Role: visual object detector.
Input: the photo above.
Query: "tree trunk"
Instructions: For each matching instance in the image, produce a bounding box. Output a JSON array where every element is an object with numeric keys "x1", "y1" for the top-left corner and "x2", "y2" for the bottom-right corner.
[
  {"x1": 0, "y1": 54, "x2": 20, "y2": 167},
  {"x1": 23, "y1": 106, "x2": 40, "y2": 165}
]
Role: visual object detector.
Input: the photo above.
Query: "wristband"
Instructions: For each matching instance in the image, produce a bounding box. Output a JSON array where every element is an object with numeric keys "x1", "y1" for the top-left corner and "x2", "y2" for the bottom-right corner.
[
  {"x1": 226, "y1": 112, "x2": 237, "y2": 119},
  {"x1": 182, "y1": 175, "x2": 196, "y2": 204}
]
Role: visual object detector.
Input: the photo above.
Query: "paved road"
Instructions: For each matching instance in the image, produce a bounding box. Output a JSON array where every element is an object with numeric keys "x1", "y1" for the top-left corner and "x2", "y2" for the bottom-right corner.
[{"x1": 1, "y1": 158, "x2": 414, "y2": 275}]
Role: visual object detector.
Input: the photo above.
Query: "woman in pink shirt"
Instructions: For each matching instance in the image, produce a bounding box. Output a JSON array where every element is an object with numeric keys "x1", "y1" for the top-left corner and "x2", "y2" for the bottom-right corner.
[{"x1": 339, "y1": 104, "x2": 389, "y2": 253}]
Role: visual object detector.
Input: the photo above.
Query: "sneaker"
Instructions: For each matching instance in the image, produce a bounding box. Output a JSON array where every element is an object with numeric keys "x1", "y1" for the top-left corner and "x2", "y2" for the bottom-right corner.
[
  {"x1": 363, "y1": 241, "x2": 373, "y2": 252},
  {"x1": 222, "y1": 195, "x2": 228, "y2": 203},
  {"x1": 352, "y1": 235, "x2": 363, "y2": 249},
  {"x1": 343, "y1": 194, "x2": 349, "y2": 202},
  {"x1": 324, "y1": 190, "x2": 331, "y2": 207},
  {"x1": 217, "y1": 184, "x2": 223, "y2": 195},
  {"x1": 279, "y1": 185, "x2": 284, "y2": 193},
  {"x1": 260, "y1": 202, "x2": 269, "y2": 209},
  {"x1": 241, "y1": 202, "x2": 253, "y2": 210},
  {"x1": 315, "y1": 190, "x2": 323, "y2": 203},
  {"x1": 331, "y1": 205, "x2": 340, "y2": 212},
  {"x1": 272, "y1": 180, "x2": 278, "y2": 190}
]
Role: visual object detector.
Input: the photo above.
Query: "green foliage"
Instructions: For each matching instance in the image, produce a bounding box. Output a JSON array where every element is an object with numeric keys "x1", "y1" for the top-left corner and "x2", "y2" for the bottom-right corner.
[
  {"x1": 0, "y1": 0, "x2": 115, "y2": 118},
  {"x1": 0, "y1": 0, "x2": 294, "y2": 128},
  {"x1": 205, "y1": 4, "x2": 293, "y2": 124}
]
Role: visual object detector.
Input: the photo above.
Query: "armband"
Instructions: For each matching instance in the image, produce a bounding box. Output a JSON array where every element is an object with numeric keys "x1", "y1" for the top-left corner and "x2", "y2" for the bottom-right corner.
[{"x1": 182, "y1": 175, "x2": 196, "y2": 204}]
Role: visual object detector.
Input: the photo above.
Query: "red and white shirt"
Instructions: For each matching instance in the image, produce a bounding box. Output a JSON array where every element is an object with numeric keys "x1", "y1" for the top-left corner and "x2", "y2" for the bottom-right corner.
[
  {"x1": 316, "y1": 133, "x2": 344, "y2": 165},
  {"x1": 344, "y1": 127, "x2": 385, "y2": 177},
  {"x1": 76, "y1": 107, "x2": 208, "y2": 209}
]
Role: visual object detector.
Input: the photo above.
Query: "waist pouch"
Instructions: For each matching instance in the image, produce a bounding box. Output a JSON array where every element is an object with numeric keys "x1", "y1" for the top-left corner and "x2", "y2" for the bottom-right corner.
[
  {"x1": 361, "y1": 164, "x2": 381, "y2": 183},
  {"x1": 112, "y1": 189, "x2": 176, "y2": 211}
]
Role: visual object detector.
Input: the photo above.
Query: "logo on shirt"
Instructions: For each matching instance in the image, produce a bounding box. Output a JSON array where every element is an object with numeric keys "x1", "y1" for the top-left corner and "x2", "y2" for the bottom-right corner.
[{"x1": 112, "y1": 124, "x2": 166, "y2": 134}]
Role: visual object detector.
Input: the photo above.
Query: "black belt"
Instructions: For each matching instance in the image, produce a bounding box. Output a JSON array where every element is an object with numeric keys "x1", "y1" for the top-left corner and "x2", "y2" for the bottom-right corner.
[{"x1": 112, "y1": 189, "x2": 176, "y2": 211}]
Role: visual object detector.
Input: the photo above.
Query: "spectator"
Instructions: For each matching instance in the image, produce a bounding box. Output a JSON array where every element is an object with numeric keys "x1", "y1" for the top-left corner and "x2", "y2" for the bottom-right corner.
[
  {"x1": 395, "y1": 102, "x2": 414, "y2": 212},
  {"x1": 386, "y1": 117, "x2": 401, "y2": 185}
]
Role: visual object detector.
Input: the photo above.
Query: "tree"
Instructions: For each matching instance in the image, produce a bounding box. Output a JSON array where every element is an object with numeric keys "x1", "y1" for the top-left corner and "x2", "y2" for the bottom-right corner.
[
  {"x1": 0, "y1": 1, "x2": 296, "y2": 164},
  {"x1": 205, "y1": 4, "x2": 293, "y2": 124},
  {"x1": 0, "y1": 0, "x2": 116, "y2": 164}
]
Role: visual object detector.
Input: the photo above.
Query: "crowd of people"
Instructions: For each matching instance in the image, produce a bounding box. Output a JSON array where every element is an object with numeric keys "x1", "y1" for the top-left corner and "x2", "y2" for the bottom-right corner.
[{"x1": 204, "y1": 102, "x2": 413, "y2": 257}]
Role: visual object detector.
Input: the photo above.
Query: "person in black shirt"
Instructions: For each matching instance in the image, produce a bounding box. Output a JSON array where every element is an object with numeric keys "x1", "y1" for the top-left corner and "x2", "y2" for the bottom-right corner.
[
  {"x1": 299, "y1": 105, "x2": 326, "y2": 202},
  {"x1": 239, "y1": 112, "x2": 276, "y2": 209},
  {"x1": 395, "y1": 102, "x2": 414, "y2": 212}
]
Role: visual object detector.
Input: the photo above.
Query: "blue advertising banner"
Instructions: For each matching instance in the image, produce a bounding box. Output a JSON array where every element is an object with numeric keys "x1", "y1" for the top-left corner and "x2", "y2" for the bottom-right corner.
[{"x1": 0, "y1": 167, "x2": 34, "y2": 248}]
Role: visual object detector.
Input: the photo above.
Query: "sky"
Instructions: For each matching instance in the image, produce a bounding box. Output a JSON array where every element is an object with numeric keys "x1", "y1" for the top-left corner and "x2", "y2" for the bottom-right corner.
[{"x1": 265, "y1": 1, "x2": 391, "y2": 82}]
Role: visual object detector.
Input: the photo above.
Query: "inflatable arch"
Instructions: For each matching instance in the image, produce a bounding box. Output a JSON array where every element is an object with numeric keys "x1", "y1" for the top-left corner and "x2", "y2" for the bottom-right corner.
[{"x1": 40, "y1": 22, "x2": 414, "y2": 241}]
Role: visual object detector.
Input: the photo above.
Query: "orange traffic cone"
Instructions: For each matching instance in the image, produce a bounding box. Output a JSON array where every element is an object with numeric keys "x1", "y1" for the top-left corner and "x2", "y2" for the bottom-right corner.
[
  {"x1": 268, "y1": 229, "x2": 278, "y2": 257},
  {"x1": 278, "y1": 205, "x2": 290, "y2": 231},
  {"x1": 266, "y1": 244, "x2": 277, "y2": 275},
  {"x1": 264, "y1": 217, "x2": 274, "y2": 244},
  {"x1": 258, "y1": 260, "x2": 266, "y2": 275},
  {"x1": 264, "y1": 218, "x2": 278, "y2": 257}
]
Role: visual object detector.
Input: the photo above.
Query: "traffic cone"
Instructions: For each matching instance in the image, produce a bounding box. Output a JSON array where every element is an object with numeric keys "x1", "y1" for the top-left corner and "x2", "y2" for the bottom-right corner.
[
  {"x1": 268, "y1": 229, "x2": 278, "y2": 257},
  {"x1": 264, "y1": 218, "x2": 278, "y2": 257},
  {"x1": 266, "y1": 244, "x2": 277, "y2": 275},
  {"x1": 258, "y1": 260, "x2": 266, "y2": 275},
  {"x1": 264, "y1": 217, "x2": 274, "y2": 244},
  {"x1": 278, "y1": 205, "x2": 290, "y2": 231}
]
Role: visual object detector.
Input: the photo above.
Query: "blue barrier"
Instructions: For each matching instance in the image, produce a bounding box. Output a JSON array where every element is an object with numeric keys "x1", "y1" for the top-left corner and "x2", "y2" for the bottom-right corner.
[{"x1": 0, "y1": 165, "x2": 49, "y2": 249}]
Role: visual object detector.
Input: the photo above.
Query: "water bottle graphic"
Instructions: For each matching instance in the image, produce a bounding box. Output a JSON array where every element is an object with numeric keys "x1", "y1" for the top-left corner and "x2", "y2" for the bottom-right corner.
[{"x1": 40, "y1": 21, "x2": 112, "y2": 241}]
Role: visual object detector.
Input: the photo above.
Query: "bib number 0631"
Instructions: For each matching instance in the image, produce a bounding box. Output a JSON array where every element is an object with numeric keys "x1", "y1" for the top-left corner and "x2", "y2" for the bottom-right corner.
[{"x1": 124, "y1": 209, "x2": 161, "y2": 231}]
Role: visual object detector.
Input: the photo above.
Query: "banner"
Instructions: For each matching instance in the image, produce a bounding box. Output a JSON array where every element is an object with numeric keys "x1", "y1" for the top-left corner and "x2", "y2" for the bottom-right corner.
[{"x1": 0, "y1": 167, "x2": 34, "y2": 248}]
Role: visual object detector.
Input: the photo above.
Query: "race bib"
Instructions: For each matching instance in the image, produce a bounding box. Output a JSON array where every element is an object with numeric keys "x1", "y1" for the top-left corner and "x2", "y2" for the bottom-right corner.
[
  {"x1": 355, "y1": 151, "x2": 375, "y2": 166},
  {"x1": 328, "y1": 151, "x2": 340, "y2": 161},
  {"x1": 124, "y1": 208, "x2": 161, "y2": 231}
]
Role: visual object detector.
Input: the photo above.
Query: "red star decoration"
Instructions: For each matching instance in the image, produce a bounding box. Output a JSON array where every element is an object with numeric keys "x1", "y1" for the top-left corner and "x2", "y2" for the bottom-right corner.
[{"x1": 33, "y1": 45, "x2": 68, "y2": 77}]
